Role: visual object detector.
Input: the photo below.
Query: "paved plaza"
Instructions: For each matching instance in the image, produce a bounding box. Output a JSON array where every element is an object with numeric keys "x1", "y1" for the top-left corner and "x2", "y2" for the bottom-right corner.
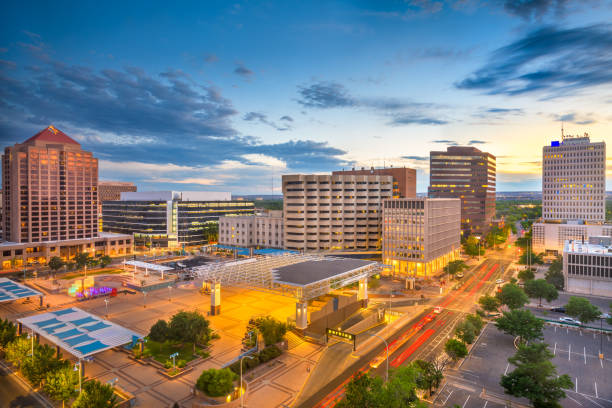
[{"x1": 0, "y1": 278, "x2": 324, "y2": 407}]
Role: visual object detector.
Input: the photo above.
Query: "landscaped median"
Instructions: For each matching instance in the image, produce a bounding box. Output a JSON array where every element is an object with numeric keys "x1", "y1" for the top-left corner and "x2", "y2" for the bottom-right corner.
[{"x1": 129, "y1": 310, "x2": 215, "y2": 378}]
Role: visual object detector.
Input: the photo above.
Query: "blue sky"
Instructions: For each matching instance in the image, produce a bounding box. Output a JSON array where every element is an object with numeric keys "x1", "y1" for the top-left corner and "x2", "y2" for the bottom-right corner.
[{"x1": 1, "y1": 0, "x2": 611, "y2": 193}]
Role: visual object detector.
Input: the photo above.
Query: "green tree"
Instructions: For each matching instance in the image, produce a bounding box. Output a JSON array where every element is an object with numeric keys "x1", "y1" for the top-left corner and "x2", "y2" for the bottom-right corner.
[
  {"x1": 478, "y1": 295, "x2": 501, "y2": 313},
  {"x1": 545, "y1": 257, "x2": 564, "y2": 290},
  {"x1": 148, "y1": 319, "x2": 170, "y2": 342},
  {"x1": 44, "y1": 365, "x2": 79, "y2": 407},
  {"x1": 169, "y1": 311, "x2": 212, "y2": 352},
  {"x1": 0, "y1": 318, "x2": 17, "y2": 348},
  {"x1": 72, "y1": 379, "x2": 120, "y2": 408},
  {"x1": 524, "y1": 279, "x2": 558, "y2": 307},
  {"x1": 496, "y1": 283, "x2": 529, "y2": 310},
  {"x1": 5, "y1": 336, "x2": 31, "y2": 368},
  {"x1": 249, "y1": 316, "x2": 288, "y2": 346},
  {"x1": 519, "y1": 251, "x2": 543, "y2": 265},
  {"x1": 443, "y1": 260, "x2": 468, "y2": 279},
  {"x1": 455, "y1": 320, "x2": 478, "y2": 344},
  {"x1": 335, "y1": 371, "x2": 384, "y2": 408},
  {"x1": 48, "y1": 256, "x2": 64, "y2": 276},
  {"x1": 99, "y1": 255, "x2": 112, "y2": 268},
  {"x1": 74, "y1": 253, "x2": 91, "y2": 270},
  {"x1": 495, "y1": 309, "x2": 544, "y2": 344},
  {"x1": 565, "y1": 296, "x2": 601, "y2": 326},
  {"x1": 22, "y1": 344, "x2": 67, "y2": 386},
  {"x1": 517, "y1": 268, "x2": 534, "y2": 282},
  {"x1": 463, "y1": 236, "x2": 484, "y2": 257},
  {"x1": 196, "y1": 368, "x2": 237, "y2": 397},
  {"x1": 444, "y1": 339, "x2": 468, "y2": 362},
  {"x1": 413, "y1": 360, "x2": 444, "y2": 397},
  {"x1": 501, "y1": 343, "x2": 572, "y2": 408},
  {"x1": 465, "y1": 314, "x2": 484, "y2": 332}
]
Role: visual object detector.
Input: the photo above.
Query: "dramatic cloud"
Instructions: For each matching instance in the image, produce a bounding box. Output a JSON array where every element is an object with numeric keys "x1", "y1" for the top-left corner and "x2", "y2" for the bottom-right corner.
[
  {"x1": 388, "y1": 114, "x2": 448, "y2": 126},
  {"x1": 552, "y1": 112, "x2": 596, "y2": 125},
  {"x1": 431, "y1": 140, "x2": 458, "y2": 145},
  {"x1": 468, "y1": 139, "x2": 487, "y2": 145},
  {"x1": 234, "y1": 63, "x2": 253, "y2": 78},
  {"x1": 401, "y1": 155, "x2": 429, "y2": 161},
  {"x1": 486, "y1": 108, "x2": 523, "y2": 114},
  {"x1": 456, "y1": 24, "x2": 612, "y2": 97},
  {"x1": 298, "y1": 81, "x2": 356, "y2": 108},
  {"x1": 243, "y1": 112, "x2": 292, "y2": 131}
]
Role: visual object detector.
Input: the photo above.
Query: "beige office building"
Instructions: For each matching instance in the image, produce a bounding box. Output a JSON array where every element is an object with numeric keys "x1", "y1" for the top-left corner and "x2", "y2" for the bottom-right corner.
[
  {"x1": 542, "y1": 134, "x2": 606, "y2": 223},
  {"x1": 282, "y1": 174, "x2": 393, "y2": 252},
  {"x1": 382, "y1": 197, "x2": 461, "y2": 277},
  {"x1": 219, "y1": 210, "x2": 284, "y2": 248},
  {"x1": 563, "y1": 237, "x2": 612, "y2": 297},
  {"x1": 98, "y1": 181, "x2": 137, "y2": 202}
]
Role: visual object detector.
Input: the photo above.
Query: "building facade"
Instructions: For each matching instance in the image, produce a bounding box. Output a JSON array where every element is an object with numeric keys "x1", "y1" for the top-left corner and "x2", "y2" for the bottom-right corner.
[
  {"x1": 332, "y1": 167, "x2": 416, "y2": 198},
  {"x1": 532, "y1": 222, "x2": 612, "y2": 255},
  {"x1": 382, "y1": 198, "x2": 461, "y2": 277},
  {"x1": 218, "y1": 210, "x2": 284, "y2": 248},
  {"x1": 98, "y1": 181, "x2": 137, "y2": 202},
  {"x1": 428, "y1": 146, "x2": 496, "y2": 237},
  {"x1": 542, "y1": 134, "x2": 606, "y2": 223},
  {"x1": 2, "y1": 126, "x2": 98, "y2": 243},
  {"x1": 102, "y1": 191, "x2": 255, "y2": 248},
  {"x1": 282, "y1": 174, "x2": 393, "y2": 252},
  {"x1": 563, "y1": 237, "x2": 612, "y2": 297}
]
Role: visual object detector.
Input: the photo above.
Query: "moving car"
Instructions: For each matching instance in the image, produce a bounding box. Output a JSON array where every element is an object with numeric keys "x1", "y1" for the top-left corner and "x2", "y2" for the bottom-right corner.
[
  {"x1": 550, "y1": 307, "x2": 566, "y2": 313},
  {"x1": 495, "y1": 278, "x2": 504, "y2": 284},
  {"x1": 559, "y1": 317, "x2": 580, "y2": 325},
  {"x1": 433, "y1": 306, "x2": 443, "y2": 314}
]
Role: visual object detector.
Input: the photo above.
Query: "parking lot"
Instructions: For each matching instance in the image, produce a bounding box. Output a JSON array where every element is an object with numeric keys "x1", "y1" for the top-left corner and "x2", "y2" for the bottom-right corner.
[{"x1": 434, "y1": 322, "x2": 612, "y2": 408}]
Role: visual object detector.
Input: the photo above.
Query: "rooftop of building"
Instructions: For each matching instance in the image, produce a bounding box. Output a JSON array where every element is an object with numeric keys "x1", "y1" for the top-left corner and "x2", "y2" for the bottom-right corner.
[
  {"x1": 98, "y1": 180, "x2": 137, "y2": 186},
  {"x1": 119, "y1": 191, "x2": 232, "y2": 202},
  {"x1": 22, "y1": 125, "x2": 80, "y2": 146},
  {"x1": 564, "y1": 238, "x2": 612, "y2": 255},
  {"x1": 272, "y1": 258, "x2": 377, "y2": 286},
  {"x1": 0, "y1": 232, "x2": 132, "y2": 247},
  {"x1": 430, "y1": 145, "x2": 496, "y2": 158}
]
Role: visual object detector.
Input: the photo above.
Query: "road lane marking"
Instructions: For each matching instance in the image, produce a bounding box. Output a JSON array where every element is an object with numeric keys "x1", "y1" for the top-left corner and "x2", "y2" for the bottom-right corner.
[
  {"x1": 554, "y1": 342, "x2": 557, "y2": 355},
  {"x1": 483, "y1": 401, "x2": 488, "y2": 408},
  {"x1": 462, "y1": 395, "x2": 470, "y2": 408},
  {"x1": 584, "y1": 347, "x2": 587, "y2": 364},
  {"x1": 595, "y1": 382, "x2": 598, "y2": 398},
  {"x1": 575, "y1": 377, "x2": 578, "y2": 393},
  {"x1": 504, "y1": 363, "x2": 509, "y2": 375},
  {"x1": 567, "y1": 395, "x2": 583, "y2": 406},
  {"x1": 600, "y1": 358, "x2": 603, "y2": 368},
  {"x1": 569, "y1": 343, "x2": 571, "y2": 361},
  {"x1": 443, "y1": 390, "x2": 454, "y2": 405}
]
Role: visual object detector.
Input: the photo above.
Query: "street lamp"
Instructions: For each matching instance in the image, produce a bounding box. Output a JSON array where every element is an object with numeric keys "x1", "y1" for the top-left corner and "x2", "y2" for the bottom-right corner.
[
  {"x1": 365, "y1": 333, "x2": 388, "y2": 382},
  {"x1": 168, "y1": 285, "x2": 173, "y2": 302},
  {"x1": 240, "y1": 355, "x2": 256, "y2": 407},
  {"x1": 169, "y1": 352, "x2": 179, "y2": 370},
  {"x1": 74, "y1": 361, "x2": 82, "y2": 394},
  {"x1": 104, "y1": 298, "x2": 110, "y2": 318},
  {"x1": 27, "y1": 330, "x2": 34, "y2": 363}
]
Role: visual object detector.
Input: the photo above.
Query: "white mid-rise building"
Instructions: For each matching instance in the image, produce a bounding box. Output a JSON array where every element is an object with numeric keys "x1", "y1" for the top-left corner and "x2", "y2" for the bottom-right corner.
[
  {"x1": 382, "y1": 197, "x2": 461, "y2": 277},
  {"x1": 532, "y1": 222, "x2": 612, "y2": 255},
  {"x1": 218, "y1": 211, "x2": 284, "y2": 248},
  {"x1": 563, "y1": 237, "x2": 612, "y2": 297},
  {"x1": 542, "y1": 134, "x2": 606, "y2": 223}
]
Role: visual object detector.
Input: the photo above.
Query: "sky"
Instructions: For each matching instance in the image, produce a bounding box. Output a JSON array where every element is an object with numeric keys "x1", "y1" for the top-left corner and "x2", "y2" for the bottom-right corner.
[{"x1": 0, "y1": 0, "x2": 611, "y2": 194}]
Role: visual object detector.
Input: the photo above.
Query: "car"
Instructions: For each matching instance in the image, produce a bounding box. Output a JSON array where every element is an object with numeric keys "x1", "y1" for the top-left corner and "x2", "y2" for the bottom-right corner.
[
  {"x1": 433, "y1": 306, "x2": 443, "y2": 314},
  {"x1": 601, "y1": 312, "x2": 611, "y2": 319},
  {"x1": 559, "y1": 317, "x2": 581, "y2": 325},
  {"x1": 550, "y1": 307, "x2": 566, "y2": 313},
  {"x1": 456, "y1": 272, "x2": 464, "y2": 279},
  {"x1": 495, "y1": 279, "x2": 504, "y2": 284},
  {"x1": 424, "y1": 313, "x2": 435, "y2": 322},
  {"x1": 486, "y1": 312, "x2": 501, "y2": 318}
]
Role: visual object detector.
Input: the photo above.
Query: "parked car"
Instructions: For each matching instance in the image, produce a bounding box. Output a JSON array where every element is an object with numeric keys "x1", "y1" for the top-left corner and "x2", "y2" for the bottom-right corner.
[
  {"x1": 456, "y1": 272, "x2": 464, "y2": 279},
  {"x1": 550, "y1": 307, "x2": 566, "y2": 313},
  {"x1": 495, "y1": 278, "x2": 504, "y2": 284},
  {"x1": 433, "y1": 306, "x2": 443, "y2": 314},
  {"x1": 601, "y1": 312, "x2": 611, "y2": 319},
  {"x1": 559, "y1": 317, "x2": 581, "y2": 325}
]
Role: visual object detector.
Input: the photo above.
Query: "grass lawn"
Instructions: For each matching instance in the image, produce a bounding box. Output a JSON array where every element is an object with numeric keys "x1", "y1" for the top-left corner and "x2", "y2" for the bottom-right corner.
[
  {"x1": 59, "y1": 268, "x2": 125, "y2": 280},
  {"x1": 144, "y1": 339, "x2": 207, "y2": 363}
]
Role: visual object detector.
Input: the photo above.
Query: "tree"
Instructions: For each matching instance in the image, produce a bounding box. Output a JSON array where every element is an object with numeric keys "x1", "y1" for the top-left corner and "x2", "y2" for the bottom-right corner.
[
  {"x1": 478, "y1": 295, "x2": 501, "y2": 313},
  {"x1": 48, "y1": 256, "x2": 64, "y2": 276},
  {"x1": 0, "y1": 318, "x2": 17, "y2": 348},
  {"x1": 465, "y1": 314, "x2": 484, "y2": 332},
  {"x1": 5, "y1": 336, "x2": 31, "y2": 368},
  {"x1": 565, "y1": 296, "x2": 601, "y2": 326},
  {"x1": 22, "y1": 344, "x2": 67, "y2": 386},
  {"x1": 169, "y1": 311, "x2": 212, "y2": 352},
  {"x1": 545, "y1": 257, "x2": 564, "y2": 290},
  {"x1": 72, "y1": 379, "x2": 119, "y2": 408},
  {"x1": 336, "y1": 371, "x2": 384, "y2": 408},
  {"x1": 445, "y1": 339, "x2": 468, "y2": 362},
  {"x1": 495, "y1": 309, "x2": 544, "y2": 344},
  {"x1": 463, "y1": 236, "x2": 484, "y2": 257},
  {"x1": 501, "y1": 343, "x2": 572, "y2": 408},
  {"x1": 443, "y1": 260, "x2": 467, "y2": 279},
  {"x1": 148, "y1": 319, "x2": 170, "y2": 342},
  {"x1": 74, "y1": 253, "x2": 91, "y2": 270},
  {"x1": 99, "y1": 255, "x2": 112, "y2": 268},
  {"x1": 524, "y1": 279, "x2": 558, "y2": 307},
  {"x1": 413, "y1": 360, "x2": 444, "y2": 397},
  {"x1": 517, "y1": 268, "x2": 534, "y2": 282},
  {"x1": 196, "y1": 368, "x2": 237, "y2": 397},
  {"x1": 496, "y1": 283, "x2": 529, "y2": 310},
  {"x1": 249, "y1": 316, "x2": 288, "y2": 346},
  {"x1": 44, "y1": 365, "x2": 79, "y2": 407},
  {"x1": 519, "y1": 251, "x2": 543, "y2": 265},
  {"x1": 455, "y1": 320, "x2": 478, "y2": 344}
]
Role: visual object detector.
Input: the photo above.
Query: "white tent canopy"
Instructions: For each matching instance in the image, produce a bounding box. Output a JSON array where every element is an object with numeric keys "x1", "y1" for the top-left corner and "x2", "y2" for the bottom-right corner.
[
  {"x1": 0, "y1": 278, "x2": 42, "y2": 303},
  {"x1": 123, "y1": 260, "x2": 173, "y2": 279}
]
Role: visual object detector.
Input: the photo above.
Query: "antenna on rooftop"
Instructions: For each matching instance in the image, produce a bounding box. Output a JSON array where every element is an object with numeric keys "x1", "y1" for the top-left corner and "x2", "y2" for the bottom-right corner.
[{"x1": 561, "y1": 122, "x2": 564, "y2": 138}]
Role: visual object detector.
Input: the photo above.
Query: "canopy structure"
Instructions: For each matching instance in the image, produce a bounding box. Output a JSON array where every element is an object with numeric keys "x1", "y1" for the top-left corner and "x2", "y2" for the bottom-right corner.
[
  {"x1": 123, "y1": 260, "x2": 173, "y2": 279},
  {"x1": 18, "y1": 307, "x2": 143, "y2": 359},
  {"x1": 0, "y1": 278, "x2": 42, "y2": 303}
]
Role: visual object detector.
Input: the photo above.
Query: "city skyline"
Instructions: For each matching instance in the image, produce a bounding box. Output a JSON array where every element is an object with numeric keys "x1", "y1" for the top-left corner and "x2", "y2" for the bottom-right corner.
[{"x1": 1, "y1": 1, "x2": 612, "y2": 194}]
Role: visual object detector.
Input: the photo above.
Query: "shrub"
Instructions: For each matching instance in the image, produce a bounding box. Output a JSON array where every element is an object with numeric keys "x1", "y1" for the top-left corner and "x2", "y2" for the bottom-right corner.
[
  {"x1": 247, "y1": 316, "x2": 287, "y2": 347},
  {"x1": 0, "y1": 318, "x2": 17, "y2": 348},
  {"x1": 177, "y1": 359, "x2": 186, "y2": 368},
  {"x1": 72, "y1": 379, "x2": 119, "y2": 408},
  {"x1": 196, "y1": 368, "x2": 237, "y2": 397},
  {"x1": 465, "y1": 314, "x2": 484, "y2": 332},
  {"x1": 6, "y1": 336, "x2": 30, "y2": 368},
  {"x1": 149, "y1": 319, "x2": 170, "y2": 342},
  {"x1": 164, "y1": 360, "x2": 173, "y2": 369},
  {"x1": 259, "y1": 345, "x2": 282, "y2": 363}
]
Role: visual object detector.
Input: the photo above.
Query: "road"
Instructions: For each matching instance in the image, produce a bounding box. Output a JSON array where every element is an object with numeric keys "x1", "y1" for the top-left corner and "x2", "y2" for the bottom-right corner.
[
  {"x1": 296, "y1": 250, "x2": 515, "y2": 408},
  {"x1": 0, "y1": 360, "x2": 48, "y2": 408}
]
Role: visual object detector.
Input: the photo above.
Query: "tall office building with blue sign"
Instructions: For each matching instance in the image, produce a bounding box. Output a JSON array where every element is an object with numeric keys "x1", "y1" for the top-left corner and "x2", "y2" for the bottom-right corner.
[{"x1": 542, "y1": 133, "x2": 606, "y2": 223}]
